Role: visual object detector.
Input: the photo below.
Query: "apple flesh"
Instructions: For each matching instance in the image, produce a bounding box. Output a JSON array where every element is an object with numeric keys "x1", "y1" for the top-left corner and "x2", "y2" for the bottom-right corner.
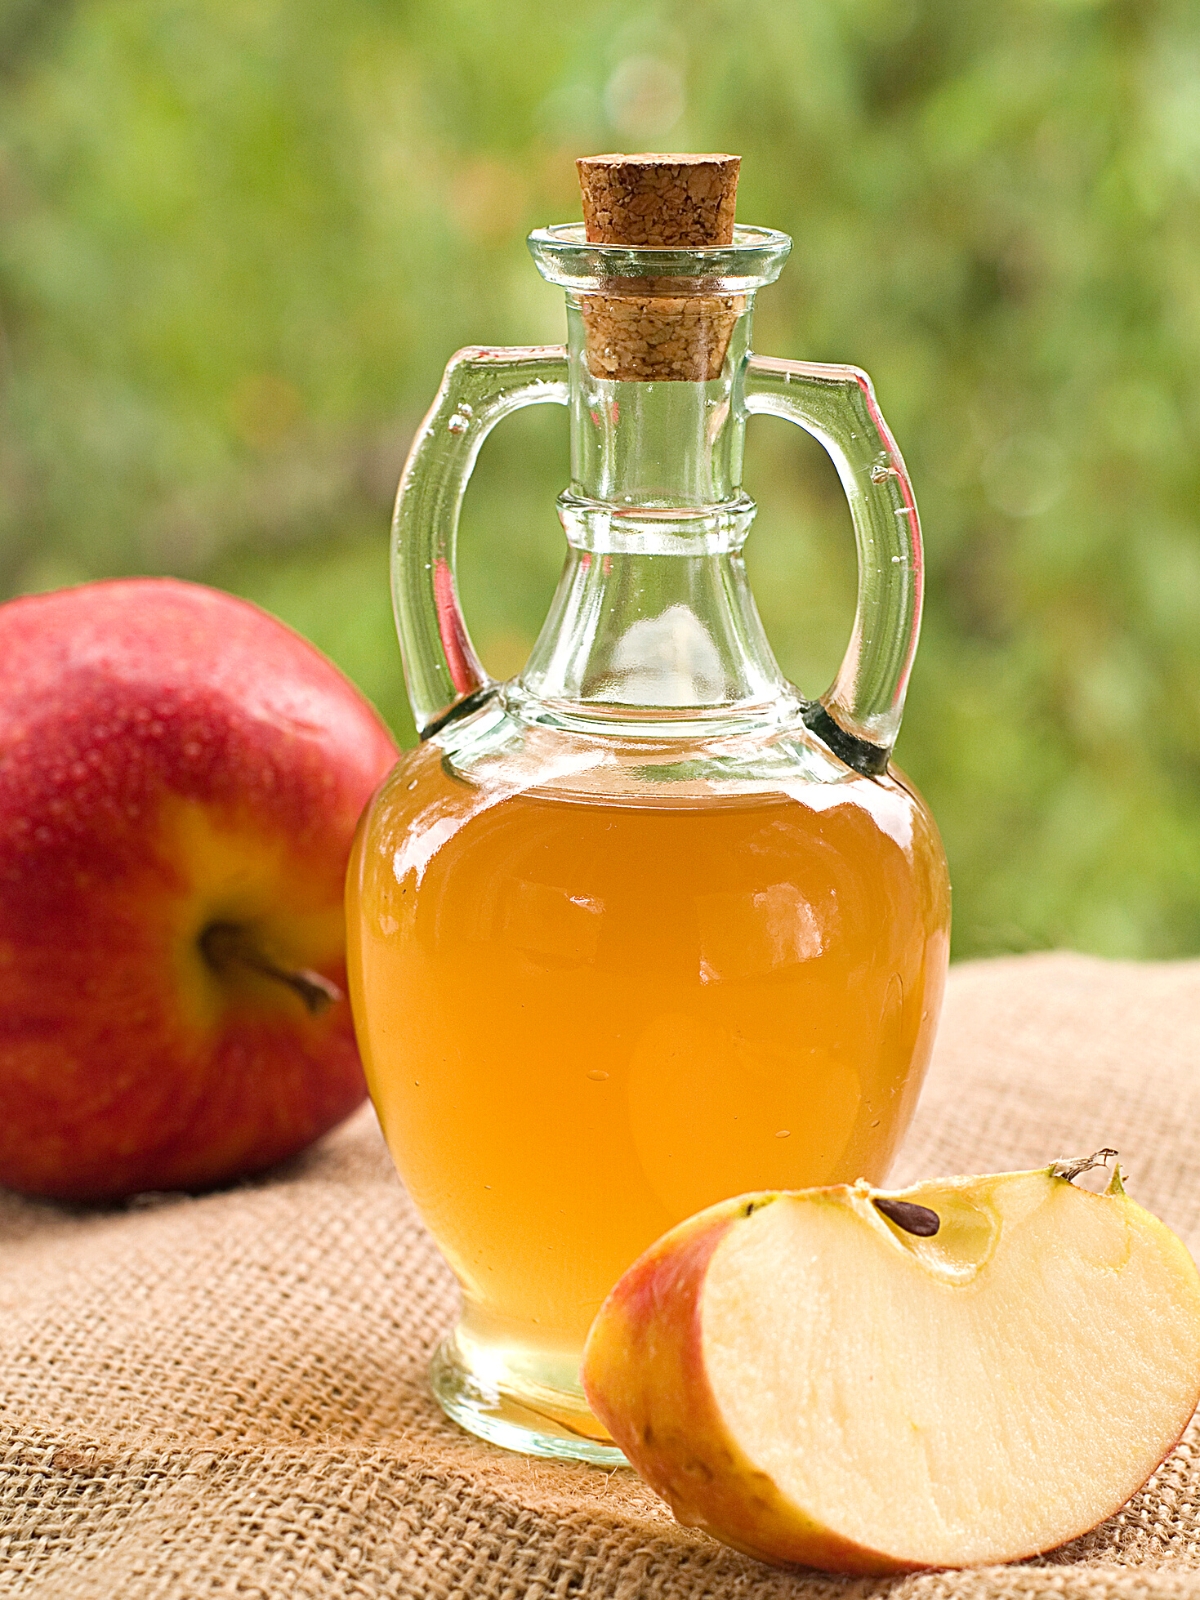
[
  {"x1": 583, "y1": 1161, "x2": 1200, "y2": 1573},
  {"x1": 0, "y1": 578, "x2": 397, "y2": 1200}
]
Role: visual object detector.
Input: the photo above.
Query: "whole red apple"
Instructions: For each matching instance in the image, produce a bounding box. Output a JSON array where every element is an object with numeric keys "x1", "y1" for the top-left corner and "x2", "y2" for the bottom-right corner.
[{"x1": 0, "y1": 578, "x2": 398, "y2": 1200}]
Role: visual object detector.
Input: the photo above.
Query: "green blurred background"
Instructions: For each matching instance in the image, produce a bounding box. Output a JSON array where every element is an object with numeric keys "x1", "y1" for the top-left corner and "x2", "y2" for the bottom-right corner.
[{"x1": 1, "y1": 0, "x2": 1198, "y2": 960}]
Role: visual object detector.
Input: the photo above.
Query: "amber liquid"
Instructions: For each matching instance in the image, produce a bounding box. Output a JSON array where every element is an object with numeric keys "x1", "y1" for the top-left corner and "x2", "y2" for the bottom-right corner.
[{"x1": 347, "y1": 740, "x2": 949, "y2": 1436}]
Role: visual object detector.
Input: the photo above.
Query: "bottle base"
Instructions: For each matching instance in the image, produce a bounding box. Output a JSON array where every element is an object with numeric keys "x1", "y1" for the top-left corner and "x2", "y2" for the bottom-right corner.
[{"x1": 430, "y1": 1332, "x2": 627, "y2": 1466}]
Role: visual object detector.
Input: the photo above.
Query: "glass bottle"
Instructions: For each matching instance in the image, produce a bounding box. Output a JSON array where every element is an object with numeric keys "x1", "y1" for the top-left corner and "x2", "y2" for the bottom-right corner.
[{"x1": 346, "y1": 205, "x2": 950, "y2": 1465}]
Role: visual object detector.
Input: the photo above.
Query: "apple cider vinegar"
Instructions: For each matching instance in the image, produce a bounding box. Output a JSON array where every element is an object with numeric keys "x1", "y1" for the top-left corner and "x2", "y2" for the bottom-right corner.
[
  {"x1": 358, "y1": 152, "x2": 952, "y2": 1460},
  {"x1": 347, "y1": 736, "x2": 949, "y2": 1444}
]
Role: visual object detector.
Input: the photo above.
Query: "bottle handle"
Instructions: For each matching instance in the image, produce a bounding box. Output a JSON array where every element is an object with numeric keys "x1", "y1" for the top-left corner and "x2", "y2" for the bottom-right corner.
[
  {"x1": 743, "y1": 355, "x2": 922, "y2": 775},
  {"x1": 392, "y1": 345, "x2": 570, "y2": 737}
]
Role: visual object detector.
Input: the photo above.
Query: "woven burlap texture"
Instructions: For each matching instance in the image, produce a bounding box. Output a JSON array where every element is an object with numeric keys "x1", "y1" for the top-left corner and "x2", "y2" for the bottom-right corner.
[{"x1": 4, "y1": 951, "x2": 1200, "y2": 1599}]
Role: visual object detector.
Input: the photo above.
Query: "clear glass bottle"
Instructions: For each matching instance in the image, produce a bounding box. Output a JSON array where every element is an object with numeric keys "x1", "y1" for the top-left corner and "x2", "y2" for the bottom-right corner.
[{"x1": 346, "y1": 220, "x2": 950, "y2": 1464}]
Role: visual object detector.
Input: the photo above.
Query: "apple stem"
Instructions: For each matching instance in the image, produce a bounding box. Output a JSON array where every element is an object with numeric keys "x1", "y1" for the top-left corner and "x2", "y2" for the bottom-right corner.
[{"x1": 199, "y1": 922, "x2": 343, "y2": 1016}]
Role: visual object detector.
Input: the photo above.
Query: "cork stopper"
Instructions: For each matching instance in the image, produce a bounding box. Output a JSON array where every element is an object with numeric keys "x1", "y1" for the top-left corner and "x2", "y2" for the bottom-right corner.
[
  {"x1": 574, "y1": 153, "x2": 744, "y2": 383},
  {"x1": 577, "y1": 153, "x2": 740, "y2": 247}
]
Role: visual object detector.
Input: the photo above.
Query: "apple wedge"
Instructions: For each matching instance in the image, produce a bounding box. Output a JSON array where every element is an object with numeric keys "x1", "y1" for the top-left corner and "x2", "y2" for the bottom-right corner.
[{"x1": 582, "y1": 1159, "x2": 1200, "y2": 1573}]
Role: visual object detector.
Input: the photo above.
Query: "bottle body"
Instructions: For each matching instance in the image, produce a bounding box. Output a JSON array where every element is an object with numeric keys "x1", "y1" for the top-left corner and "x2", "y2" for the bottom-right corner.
[
  {"x1": 347, "y1": 705, "x2": 950, "y2": 1453},
  {"x1": 364, "y1": 220, "x2": 949, "y2": 1459}
]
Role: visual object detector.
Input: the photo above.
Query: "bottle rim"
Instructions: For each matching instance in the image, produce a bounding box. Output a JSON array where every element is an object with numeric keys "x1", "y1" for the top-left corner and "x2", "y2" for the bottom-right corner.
[{"x1": 527, "y1": 223, "x2": 792, "y2": 295}]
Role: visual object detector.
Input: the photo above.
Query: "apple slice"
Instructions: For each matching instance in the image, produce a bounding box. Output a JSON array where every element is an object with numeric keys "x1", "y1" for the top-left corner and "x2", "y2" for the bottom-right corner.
[{"x1": 582, "y1": 1158, "x2": 1200, "y2": 1574}]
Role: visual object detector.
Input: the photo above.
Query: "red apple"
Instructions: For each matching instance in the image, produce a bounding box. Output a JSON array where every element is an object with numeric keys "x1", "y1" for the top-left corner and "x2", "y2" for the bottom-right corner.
[{"x1": 0, "y1": 578, "x2": 397, "y2": 1199}]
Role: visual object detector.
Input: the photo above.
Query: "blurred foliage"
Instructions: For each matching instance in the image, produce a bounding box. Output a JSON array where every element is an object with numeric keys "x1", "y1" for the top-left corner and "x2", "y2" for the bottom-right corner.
[{"x1": 2, "y1": 0, "x2": 1200, "y2": 959}]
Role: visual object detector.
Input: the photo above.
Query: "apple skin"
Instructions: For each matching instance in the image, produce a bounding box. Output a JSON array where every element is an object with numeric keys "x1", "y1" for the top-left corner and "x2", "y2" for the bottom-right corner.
[
  {"x1": 581, "y1": 1192, "x2": 914, "y2": 1576},
  {"x1": 0, "y1": 578, "x2": 398, "y2": 1200}
]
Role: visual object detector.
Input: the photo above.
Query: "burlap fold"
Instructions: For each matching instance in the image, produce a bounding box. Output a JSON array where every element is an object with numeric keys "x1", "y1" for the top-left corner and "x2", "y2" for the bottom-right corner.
[{"x1": 4, "y1": 952, "x2": 1200, "y2": 1598}]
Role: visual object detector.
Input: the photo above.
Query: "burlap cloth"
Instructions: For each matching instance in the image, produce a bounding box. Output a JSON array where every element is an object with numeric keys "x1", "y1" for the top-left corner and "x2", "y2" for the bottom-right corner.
[{"x1": 4, "y1": 952, "x2": 1200, "y2": 1598}]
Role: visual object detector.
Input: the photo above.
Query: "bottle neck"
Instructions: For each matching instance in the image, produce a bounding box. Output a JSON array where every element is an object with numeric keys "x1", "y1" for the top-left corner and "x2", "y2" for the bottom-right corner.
[
  {"x1": 519, "y1": 291, "x2": 790, "y2": 731},
  {"x1": 566, "y1": 296, "x2": 751, "y2": 506}
]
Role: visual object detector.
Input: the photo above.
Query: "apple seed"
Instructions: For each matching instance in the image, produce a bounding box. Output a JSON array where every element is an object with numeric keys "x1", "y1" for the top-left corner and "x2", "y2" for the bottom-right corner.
[{"x1": 872, "y1": 1196, "x2": 940, "y2": 1236}]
